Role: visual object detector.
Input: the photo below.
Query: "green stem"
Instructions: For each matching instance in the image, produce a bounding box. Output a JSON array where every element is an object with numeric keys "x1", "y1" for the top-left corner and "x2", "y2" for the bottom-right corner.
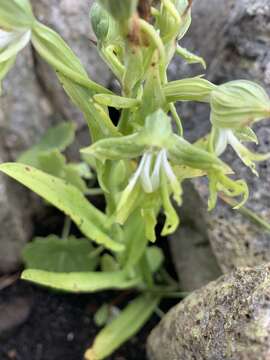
[
  {"x1": 61, "y1": 216, "x2": 71, "y2": 239},
  {"x1": 170, "y1": 103, "x2": 183, "y2": 136}
]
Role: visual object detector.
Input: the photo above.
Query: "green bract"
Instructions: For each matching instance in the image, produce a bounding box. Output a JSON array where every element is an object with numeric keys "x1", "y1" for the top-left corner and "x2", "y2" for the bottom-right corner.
[{"x1": 0, "y1": 0, "x2": 269, "y2": 359}]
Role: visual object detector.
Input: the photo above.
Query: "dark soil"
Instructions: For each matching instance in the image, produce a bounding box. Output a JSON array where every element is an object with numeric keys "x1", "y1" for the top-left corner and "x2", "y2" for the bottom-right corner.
[{"x1": 0, "y1": 280, "x2": 161, "y2": 360}]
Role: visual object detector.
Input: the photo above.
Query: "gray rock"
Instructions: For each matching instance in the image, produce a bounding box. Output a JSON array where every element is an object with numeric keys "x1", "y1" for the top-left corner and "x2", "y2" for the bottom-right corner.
[
  {"x1": 0, "y1": 46, "x2": 53, "y2": 273},
  {"x1": 171, "y1": 0, "x2": 270, "y2": 273},
  {"x1": 170, "y1": 226, "x2": 221, "y2": 291},
  {"x1": 147, "y1": 263, "x2": 270, "y2": 360}
]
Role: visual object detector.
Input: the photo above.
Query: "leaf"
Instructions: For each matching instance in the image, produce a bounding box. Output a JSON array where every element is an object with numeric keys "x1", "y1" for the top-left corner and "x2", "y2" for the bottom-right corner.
[
  {"x1": 18, "y1": 122, "x2": 76, "y2": 167},
  {"x1": 0, "y1": 163, "x2": 124, "y2": 252},
  {"x1": 32, "y1": 21, "x2": 110, "y2": 94},
  {"x1": 21, "y1": 269, "x2": 141, "y2": 293},
  {"x1": 85, "y1": 294, "x2": 160, "y2": 360},
  {"x1": 22, "y1": 235, "x2": 99, "y2": 272},
  {"x1": 38, "y1": 150, "x2": 66, "y2": 177}
]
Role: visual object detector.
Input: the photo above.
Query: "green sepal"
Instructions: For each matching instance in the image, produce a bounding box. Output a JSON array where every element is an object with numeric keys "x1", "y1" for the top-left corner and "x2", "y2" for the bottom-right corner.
[{"x1": 176, "y1": 45, "x2": 206, "y2": 69}]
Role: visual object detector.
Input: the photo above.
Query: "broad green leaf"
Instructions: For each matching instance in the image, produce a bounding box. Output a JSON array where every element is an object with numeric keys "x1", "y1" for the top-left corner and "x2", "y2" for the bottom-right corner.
[
  {"x1": 94, "y1": 94, "x2": 140, "y2": 109},
  {"x1": 85, "y1": 294, "x2": 160, "y2": 360},
  {"x1": 0, "y1": 163, "x2": 123, "y2": 252},
  {"x1": 23, "y1": 235, "x2": 98, "y2": 272},
  {"x1": 38, "y1": 150, "x2": 66, "y2": 177},
  {"x1": 21, "y1": 269, "x2": 141, "y2": 293},
  {"x1": 18, "y1": 122, "x2": 76, "y2": 167}
]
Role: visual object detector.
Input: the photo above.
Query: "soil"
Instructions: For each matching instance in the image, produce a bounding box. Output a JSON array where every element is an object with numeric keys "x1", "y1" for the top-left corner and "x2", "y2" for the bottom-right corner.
[{"x1": 0, "y1": 280, "x2": 163, "y2": 360}]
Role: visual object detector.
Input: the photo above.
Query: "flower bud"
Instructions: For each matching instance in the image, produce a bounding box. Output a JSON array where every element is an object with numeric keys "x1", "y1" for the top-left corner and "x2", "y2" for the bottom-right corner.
[
  {"x1": 164, "y1": 77, "x2": 216, "y2": 103},
  {"x1": 210, "y1": 80, "x2": 270, "y2": 129},
  {"x1": 90, "y1": 2, "x2": 110, "y2": 42},
  {"x1": 98, "y1": 0, "x2": 138, "y2": 22}
]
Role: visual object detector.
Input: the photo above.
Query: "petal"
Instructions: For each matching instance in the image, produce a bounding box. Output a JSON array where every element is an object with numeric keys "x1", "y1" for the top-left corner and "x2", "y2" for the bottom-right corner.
[
  {"x1": 214, "y1": 128, "x2": 229, "y2": 156},
  {"x1": 140, "y1": 153, "x2": 154, "y2": 193},
  {"x1": 150, "y1": 150, "x2": 163, "y2": 191},
  {"x1": 0, "y1": 29, "x2": 31, "y2": 63},
  {"x1": 161, "y1": 150, "x2": 182, "y2": 205}
]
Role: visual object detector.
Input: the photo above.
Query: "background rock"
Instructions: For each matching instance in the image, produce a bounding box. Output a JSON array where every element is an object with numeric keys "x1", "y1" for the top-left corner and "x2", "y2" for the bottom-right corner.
[{"x1": 147, "y1": 263, "x2": 270, "y2": 360}]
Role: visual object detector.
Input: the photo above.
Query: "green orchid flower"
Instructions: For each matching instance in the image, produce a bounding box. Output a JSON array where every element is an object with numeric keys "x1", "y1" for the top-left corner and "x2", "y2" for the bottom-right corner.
[
  {"x1": 82, "y1": 109, "x2": 246, "y2": 238},
  {"x1": 210, "y1": 80, "x2": 270, "y2": 175}
]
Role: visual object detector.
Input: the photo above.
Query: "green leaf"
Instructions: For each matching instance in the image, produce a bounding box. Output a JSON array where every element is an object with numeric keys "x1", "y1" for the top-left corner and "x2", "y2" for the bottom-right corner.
[
  {"x1": 94, "y1": 304, "x2": 110, "y2": 327},
  {"x1": 38, "y1": 150, "x2": 66, "y2": 177},
  {"x1": 0, "y1": 163, "x2": 124, "y2": 252},
  {"x1": 21, "y1": 269, "x2": 141, "y2": 293},
  {"x1": 32, "y1": 21, "x2": 110, "y2": 94},
  {"x1": 85, "y1": 294, "x2": 160, "y2": 360},
  {"x1": 0, "y1": 29, "x2": 31, "y2": 63},
  {"x1": 18, "y1": 122, "x2": 76, "y2": 167},
  {"x1": 23, "y1": 235, "x2": 99, "y2": 272}
]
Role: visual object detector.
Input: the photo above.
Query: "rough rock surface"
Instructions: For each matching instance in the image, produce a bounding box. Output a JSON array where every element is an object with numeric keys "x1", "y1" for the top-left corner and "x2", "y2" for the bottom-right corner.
[
  {"x1": 147, "y1": 263, "x2": 270, "y2": 360},
  {"x1": 170, "y1": 0, "x2": 270, "y2": 274}
]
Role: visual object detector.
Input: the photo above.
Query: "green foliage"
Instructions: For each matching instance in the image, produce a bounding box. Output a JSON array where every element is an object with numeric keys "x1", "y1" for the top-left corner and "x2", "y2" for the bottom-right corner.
[
  {"x1": 0, "y1": 0, "x2": 270, "y2": 358},
  {"x1": 85, "y1": 294, "x2": 160, "y2": 360},
  {"x1": 22, "y1": 235, "x2": 99, "y2": 272}
]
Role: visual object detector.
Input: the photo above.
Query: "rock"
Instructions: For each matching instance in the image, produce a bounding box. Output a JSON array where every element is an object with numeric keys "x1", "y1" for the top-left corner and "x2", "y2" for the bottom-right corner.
[
  {"x1": 171, "y1": 0, "x2": 270, "y2": 273},
  {"x1": 0, "y1": 297, "x2": 32, "y2": 337},
  {"x1": 32, "y1": 0, "x2": 112, "y2": 127},
  {"x1": 147, "y1": 263, "x2": 270, "y2": 360},
  {"x1": 0, "y1": 46, "x2": 53, "y2": 273},
  {"x1": 170, "y1": 225, "x2": 221, "y2": 291}
]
